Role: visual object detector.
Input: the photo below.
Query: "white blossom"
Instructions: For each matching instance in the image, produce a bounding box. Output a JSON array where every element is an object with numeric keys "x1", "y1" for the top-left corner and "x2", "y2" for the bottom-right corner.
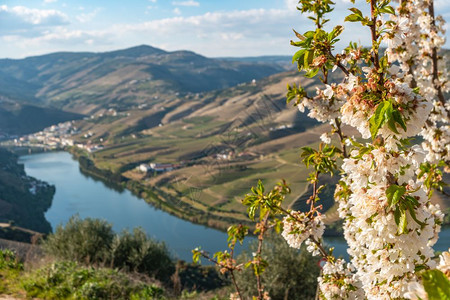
[{"x1": 281, "y1": 212, "x2": 324, "y2": 249}]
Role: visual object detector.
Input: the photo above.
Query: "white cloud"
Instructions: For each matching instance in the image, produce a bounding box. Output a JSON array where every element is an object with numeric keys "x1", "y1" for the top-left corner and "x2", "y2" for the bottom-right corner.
[
  {"x1": 43, "y1": 0, "x2": 58, "y2": 3},
  {"x1": 1, "y1": 3, "x2": 449, "y2": 59},
  {"x1": 76, "y1": 8, "x2": 100, "y2": 23},
  {"x1": 1, "y1": 8, "x2": 303, "y2": 57},
  {"x1": 6, "y1": 27, "x2": 111, "y2": 54},
  {"x1": 0, "y1": 5, "x2": 68, "y2": 36},
  {"x1": 285, "y1": 0, "x2": 299, "y2": 11},
  {"x1": 173, "y1": 7, "x2": 181, "y2": 15},
  {"x1": 172, "y1": 1, "x2": 200, "y2": 7},
  {"x1": 0, "y1": 5, "x2": 68, "y2": 26},
  {"x1": 108, "y1": 8, "x2": 304, "y2": 56}
]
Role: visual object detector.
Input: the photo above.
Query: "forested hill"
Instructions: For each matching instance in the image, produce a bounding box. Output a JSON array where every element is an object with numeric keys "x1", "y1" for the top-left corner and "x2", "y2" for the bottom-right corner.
[
  {"x1": 0, "y1": 148, "x2": 54, "y2": 234},
  {"x1": 0, "y1": 98, "x2": 83, "y2": 135}
]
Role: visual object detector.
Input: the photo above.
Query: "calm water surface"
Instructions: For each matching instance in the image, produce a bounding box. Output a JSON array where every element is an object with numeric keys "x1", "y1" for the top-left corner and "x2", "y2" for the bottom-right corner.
[
  {"x1": 19, "y1": 151, "x2": 241, "y2": 261},
  {"x1": 19, "y1": 152, "x2": 449, "y2": 262}
]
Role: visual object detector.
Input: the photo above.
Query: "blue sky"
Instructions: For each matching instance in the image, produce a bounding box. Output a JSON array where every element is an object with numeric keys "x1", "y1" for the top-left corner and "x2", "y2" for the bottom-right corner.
[{"x1": 0, "y1": 0, "x2": 449, "y2": 59}]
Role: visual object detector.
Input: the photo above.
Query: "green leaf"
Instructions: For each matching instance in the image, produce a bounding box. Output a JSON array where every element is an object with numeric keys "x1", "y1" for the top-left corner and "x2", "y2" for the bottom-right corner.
[
  {"x1": 304, "y1": 50, "x2": 314, "y2": 70},
  {"x1": 387, "y1": 118, "x2": 400, "y2": 134},
  {"x1": 394, "y1": 207, "x2": 401, "y2": 226},
  {"x1": 392, "y1": 110, "x2": 407, "y2": 132},
  {"x1": 305, "y1": 68, "x2": 319, "y2": 78},
  {"x1": 380, "y1": 56, "x2": 388, "y2": 69},
  {"x1": 257, "y1": 180, "x2": 264, "y2": 194},
  {"x1": 398, "y1": 209, "x2": 408, "y2": 234},
  {"x1": 422, "y1": 270, "x2": 450, "y2": 300},
  {"x1": 405, "y1": 195, "x2": 419, "y2": 206},
  {"x1": 304, "y1": 31, "x2": 315, "y2": 39},
  {"x1": 349, "y1": 7, "x2": 363, "y2": 17},
  {"x1": 248, "y1": 206, "x2": 256, "y2": 221},
  {"x1": 384, "y1": 101, "x2": 399, "y2": 134},
  {"x1": 328, "y1": 25, "x2": 343, "y2": 41},
  {"x1": 292, "y1": 49, "x2": 306, "y2": 64},
  {"x1": 369, "y1": 101, "x2": 390, "y2": 139},
  {"x1": 386, "y1": 185, "x2": 406, "y2": 208},
  {"x1": 415, "y1": 264, "x2": 427, "y2": 272},
  {"x1": 345, "y1": 13, "x2": 364, "y2": 22},
  {"x1": 406, "y1": 201, "x2": 426, "y2": 228},
  {"x1": 192, "y1": 248, "x2": 202, "y2": 264},
  {"x1": 379, "y1": 6, "x2": 396, "y2": 15}
]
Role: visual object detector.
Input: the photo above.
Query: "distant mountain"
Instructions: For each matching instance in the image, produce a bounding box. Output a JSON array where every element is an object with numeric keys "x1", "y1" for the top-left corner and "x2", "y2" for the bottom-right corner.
[
  {"x1": 218, "y1": 55, "x2": 294, "y2": 69},
  {"x1": 0, "y1": 45, "x2": 287, "y2": 114}
]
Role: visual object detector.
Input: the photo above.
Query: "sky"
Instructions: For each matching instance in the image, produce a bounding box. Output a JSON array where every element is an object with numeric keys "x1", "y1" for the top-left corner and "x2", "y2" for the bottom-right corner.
[{"x1": 0, "y1": 0, "x2": 449, "y2": 59}]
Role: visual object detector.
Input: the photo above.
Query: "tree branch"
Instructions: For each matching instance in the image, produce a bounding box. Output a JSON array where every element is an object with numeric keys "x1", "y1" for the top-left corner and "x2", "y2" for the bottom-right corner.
[
  {"x1": 370, "y1": 0, "x2": 380, "y2": 70},
  {"x1": 198, "y1": 250, "x2": 243, "y2": 300},
  {"x1": 254, "y1": 213, "x2": 270, "y2": 300},
  {"x1": 328, "y1": 50, "x2": 350, "y2": 76},
  {"x1": 334, "y1": 118, "x2": 348, "y2": 158}
]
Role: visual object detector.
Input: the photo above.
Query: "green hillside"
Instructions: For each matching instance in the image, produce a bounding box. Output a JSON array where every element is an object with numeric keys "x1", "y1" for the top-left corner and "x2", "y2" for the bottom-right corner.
[
  {"x1": 0, "y1": 45, "x2": 286, "y2": 114},
  {"x1": 66, "y1": 69, "x2": 350, "y2": 230}
]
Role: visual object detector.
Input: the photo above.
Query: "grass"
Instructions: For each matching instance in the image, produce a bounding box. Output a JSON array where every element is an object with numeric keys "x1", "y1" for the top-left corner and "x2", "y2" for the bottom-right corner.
[
  {"x1": 22, "y1": 261, "x2": 164, "y2": 300},
  {"x1": 0, "y1": 249, "x2": 165, "y2": 300}
]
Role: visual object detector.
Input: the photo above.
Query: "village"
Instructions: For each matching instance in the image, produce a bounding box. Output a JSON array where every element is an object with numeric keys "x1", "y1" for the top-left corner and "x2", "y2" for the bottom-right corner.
[
  {"x1": 1, "y1": 121, "x2": 78, "y2": 150},
  {"x1": 2, "y1": 117, "x2": 261, "y2": 181}
]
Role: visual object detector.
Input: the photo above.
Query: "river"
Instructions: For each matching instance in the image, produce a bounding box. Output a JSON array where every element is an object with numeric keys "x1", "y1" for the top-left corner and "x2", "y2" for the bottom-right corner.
[{"x1": 19, "y1": 151, "x2": 449, "y2": 262}]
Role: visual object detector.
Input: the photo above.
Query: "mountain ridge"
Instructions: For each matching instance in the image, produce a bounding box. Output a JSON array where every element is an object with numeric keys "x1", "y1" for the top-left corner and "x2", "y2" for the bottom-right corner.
[{"x1": 0, "y1": 45, "x2": 288, "y2": 115}]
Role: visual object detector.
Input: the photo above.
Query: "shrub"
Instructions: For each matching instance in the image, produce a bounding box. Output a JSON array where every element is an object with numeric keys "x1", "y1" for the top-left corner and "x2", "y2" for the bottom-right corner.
[
  {"x1": 44, "y1": 215, "x2": 114, "y2": 265},
  {"x1": 44, "y1": 217, "x2": 175, "y2": 282},
  {"x1": 110, "y1": 228, "x2": 175, "y2": 282},
  {"x1": 235, "y1": 234, "x2": 320, "y2": 300}
]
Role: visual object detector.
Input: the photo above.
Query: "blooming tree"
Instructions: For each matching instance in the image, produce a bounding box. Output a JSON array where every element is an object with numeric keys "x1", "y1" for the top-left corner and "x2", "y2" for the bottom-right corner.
[{"x1": 194, "y1": 0, "x2": 450, "y2": 299}]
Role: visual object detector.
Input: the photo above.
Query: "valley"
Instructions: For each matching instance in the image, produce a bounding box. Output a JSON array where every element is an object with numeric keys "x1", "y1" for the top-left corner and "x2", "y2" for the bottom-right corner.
[
  {"x1": 1, "y1": 45, "x2": 448, "y2": 232},
  {"x1": 52, "y1": 69, "x2": 347, "y2": 230}
]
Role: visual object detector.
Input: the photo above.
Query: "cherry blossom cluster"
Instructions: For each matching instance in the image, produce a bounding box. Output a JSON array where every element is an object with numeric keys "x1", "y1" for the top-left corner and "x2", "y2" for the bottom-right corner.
[
  {"x1": 279, "y1": 0, "x2": 449, "y2": 299},
  {"x1": 318, "y1": 259, "x2": 364, "y2": 300},
  {"x1": 338, "y1": 144, "x2": 443, "y2": 298},
  {"x1": 297, "y1": 84, "x2": 345, "y2": 123},
  {"x1": 340, "y1": 74, "x2": 432, "y2": 148},
  {"x1": 281, "y1": 211, "x2": 324, "y2": 249},
  {"x1": 385, "y1": 0, "x2": 450, "y2": 163}
]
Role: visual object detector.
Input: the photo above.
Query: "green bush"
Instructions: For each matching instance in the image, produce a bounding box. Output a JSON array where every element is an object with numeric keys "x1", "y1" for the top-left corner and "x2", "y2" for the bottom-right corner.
[
  {"x1": 22, "y1": 261, "x2": 165, "y2": 299},
  {"x1": 235, "y1": 234, "x2": 320, "y2": 300},
  {"x1": 44, "y1": 217, "x2": 175, "y2": 282},
  {"x1": 44, "y1": 215, "x2": 114, "y2": 265},
  {"x1": 110, "y1": 228, "x2": 175, "y2": 282}
]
